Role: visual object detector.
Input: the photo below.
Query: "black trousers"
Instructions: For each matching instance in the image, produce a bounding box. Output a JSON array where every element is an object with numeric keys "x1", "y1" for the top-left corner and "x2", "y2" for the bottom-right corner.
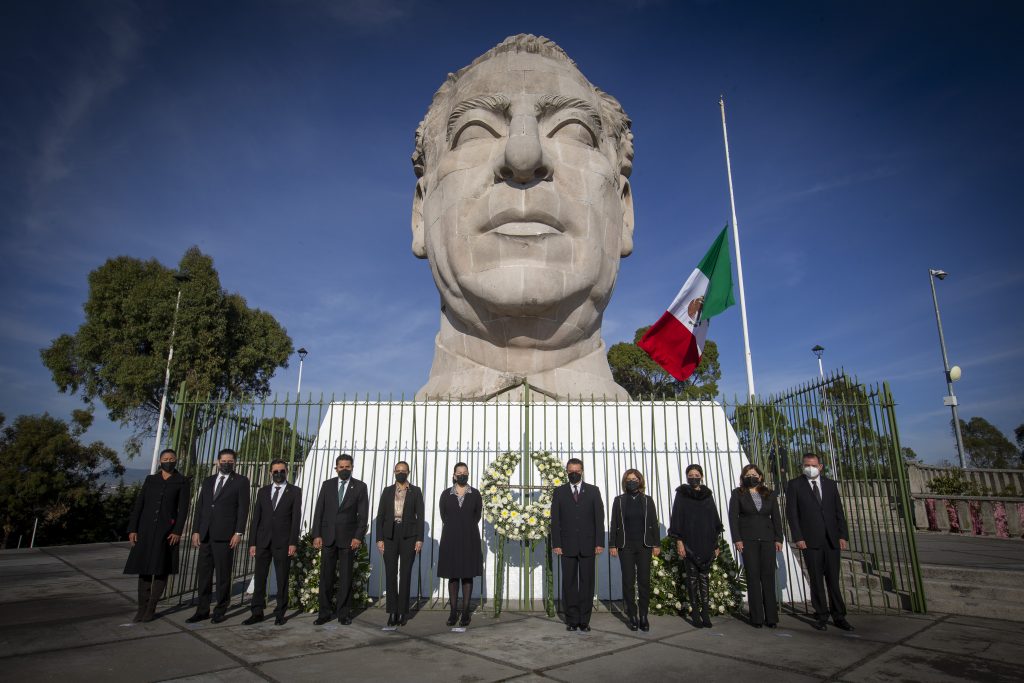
[
  {"x1": 560, "y1": 553, "x2": 596, "y2": 625},
  {"x1": 383, "y1": 523, "x2": 417, "y2": 614},
  {"x1": 802, "y1": 545, "x2": 847, "y2": 620},
  {"x1": 195, "y1": 540, "x2": 233, "y2": 616},
  {"x1": 319, "y1": 544, "x2": 355, "y2": 619},
  {"x1": 741, "y1": 540, "x2": 778, "y2": 625},
  {"x1": 251, "y1": 545, "x2": 290, "y2": 616},
  {"x1": 617, "y1": 546, "x2": 652, "y2": 617}
]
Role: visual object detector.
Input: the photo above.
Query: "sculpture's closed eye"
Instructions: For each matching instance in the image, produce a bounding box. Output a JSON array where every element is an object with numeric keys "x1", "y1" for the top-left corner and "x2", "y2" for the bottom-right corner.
[
  {"x1": 548, "y1": 119, "x2": 597, "y2": 148},
  {"x1": 452, "y1": 121, "x2": 501, "y2": 149}
]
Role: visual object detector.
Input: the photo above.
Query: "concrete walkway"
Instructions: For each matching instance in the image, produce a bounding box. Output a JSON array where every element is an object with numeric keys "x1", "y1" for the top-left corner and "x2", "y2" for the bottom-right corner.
[
  {"x1": 914, "y1": 530, "x2": 1024, "y2": 570},
  {"x1": 1, "y1": 543, "x2": 1022, "y2": 682}
]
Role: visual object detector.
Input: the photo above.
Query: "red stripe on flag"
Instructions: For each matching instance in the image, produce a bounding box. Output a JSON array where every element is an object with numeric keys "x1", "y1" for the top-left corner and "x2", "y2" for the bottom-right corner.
[{"x1": 637, "y1": 311, "x2": 702, "y2": 382}]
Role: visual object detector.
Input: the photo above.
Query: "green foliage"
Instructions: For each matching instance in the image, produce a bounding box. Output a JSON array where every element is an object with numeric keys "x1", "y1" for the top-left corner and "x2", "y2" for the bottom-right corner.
[
  {"x1": 647, "y1": 536, "x2": 744, "y2": 616},
  {"x1": 901, "y1": 447, "x2": 919, "y2": 462},
  {"x1": 288, "y1": 532, "x2": 372, "y2": 612},
  {"x1": 607, "y1": 326, "x2": 721, "y2": 400},
  {"x1": 40, "y1": 247, "x2": 293, "y2": 457},
  {"x1": 1016, "y1": 424, "x2": 1024, "y2": 464},
  {"x1": 926, "y1": 471, "x2": 985, "y2": 496},
  {"x1": 958, "y1": 417, "x2": 1020, "y2": 469},
  {"x1": 237, "y1": 417, "x2": 304, "y2": 465},
  {"x1": 0, "y1": 412, "x2": 124, "y2": 547}
]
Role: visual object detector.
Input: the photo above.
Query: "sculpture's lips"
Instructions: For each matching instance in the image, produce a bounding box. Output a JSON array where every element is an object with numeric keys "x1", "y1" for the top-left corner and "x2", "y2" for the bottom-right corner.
[{"x1": 485, "y1": 209, "x2": 565, "y2": 237}]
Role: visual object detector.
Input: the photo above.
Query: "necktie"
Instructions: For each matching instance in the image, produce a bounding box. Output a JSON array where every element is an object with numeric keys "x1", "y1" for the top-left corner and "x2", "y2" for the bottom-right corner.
[
  {"x1": 573, "y1": 486, "x2": 579, "y2": 503},
  {"x1": 214, "y1": 475, "x2": 225, "y2": 498},
  {"x1": 272, "y1": 486, "x2": 281, "y2": 510},
  {"x1": 338, "y1": 480, "x2": 347, "y2": 506},
  {"x1": 812, "y1": 480, "x2": 822, "y2": 505}
]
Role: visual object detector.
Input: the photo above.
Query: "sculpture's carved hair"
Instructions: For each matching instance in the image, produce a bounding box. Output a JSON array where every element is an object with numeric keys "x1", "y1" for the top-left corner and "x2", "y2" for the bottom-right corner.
[{"x1": 412, "y1": 34, "x2": 633, "y2": 184}]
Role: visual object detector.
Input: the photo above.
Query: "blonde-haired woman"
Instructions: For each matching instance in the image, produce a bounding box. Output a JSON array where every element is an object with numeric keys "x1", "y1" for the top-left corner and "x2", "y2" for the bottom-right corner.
[{"x1": 610, "y1": 469, "x2": 661, "y2": 631}]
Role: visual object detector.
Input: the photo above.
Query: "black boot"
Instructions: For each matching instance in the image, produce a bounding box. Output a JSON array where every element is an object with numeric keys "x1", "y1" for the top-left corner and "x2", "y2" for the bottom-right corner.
[
  {"x1": 446, "y1": 607, "x2": 459, "y2": 626},
  {"x1": 141, "y1": 576, "x2": 166, "y2": 622},
  {"x1": 685, "y1": 571, "x2": 701, "y2": 626},
  {"x1": 698, "y1": 571, "x2": 712, "y2": 628},
  {"x1": 459, "y1": 609, "x2": 471, "y2": 627},
  {"x1": 134, "y1": 577, "x2": 150, "y2": 622}
]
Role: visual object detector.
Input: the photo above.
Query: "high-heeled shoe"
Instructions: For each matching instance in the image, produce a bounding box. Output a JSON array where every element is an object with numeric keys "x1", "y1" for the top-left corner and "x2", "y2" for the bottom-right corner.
[
  {"x1": 627, "y1": 615, "x2": 639, "y2": 631},
  {"x1": 639, "y1": 614, "x2": 650, "y2": 632},
  {"x1": 446, "y1": 608, "x2": 459, "y2": 626}
]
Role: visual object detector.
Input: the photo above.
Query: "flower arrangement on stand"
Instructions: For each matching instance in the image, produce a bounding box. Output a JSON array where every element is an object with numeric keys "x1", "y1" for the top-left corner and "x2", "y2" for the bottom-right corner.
[
  {"x1": 288, "y1": 531, "x2": 373, "y2": 613},
  {"x1": 647, "y1": 536, "x2": 744, "y2": 617},
  {"x1": 481, "y1": 450, "x2": 563, "y2": 617}
]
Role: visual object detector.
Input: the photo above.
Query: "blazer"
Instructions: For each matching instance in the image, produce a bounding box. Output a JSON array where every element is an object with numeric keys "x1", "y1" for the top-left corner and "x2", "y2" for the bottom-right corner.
[
  {"x1": 248, "y1": 482, "x2": 302, "y2": 549},
  {"x1": 550, "y1": 482, "x2": 605, "y2": 557},
  {"x1": 785, "y1": 475, "x2": 849, "y2": 549},
  {"x1": 311, "y1": 476, "x2": 369, "y2": 547},
  {"x1": 376, "y1": 484, "x2": 425, "y2": 541},
  {"x1": 191, "y1": 471, "x2": 251, "y2": 542},
  {"x1": 728, "y1": 488, "x2": 785, "y2": 544},
  {"x1": 610, "y1": 493, "x2": 661, "y2": 549}
]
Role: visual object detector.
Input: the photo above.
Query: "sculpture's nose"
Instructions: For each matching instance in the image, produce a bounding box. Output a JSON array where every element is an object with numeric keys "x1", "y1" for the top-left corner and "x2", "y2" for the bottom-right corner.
[{"x1": 497, "y1": 113, "x2": 551, "y2": 183}]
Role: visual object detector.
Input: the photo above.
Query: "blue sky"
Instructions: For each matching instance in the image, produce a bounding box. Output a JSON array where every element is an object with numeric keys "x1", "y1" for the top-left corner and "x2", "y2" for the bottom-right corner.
[{"x1": 2, "y1": 0, "x2": 1022, "y2": 470}]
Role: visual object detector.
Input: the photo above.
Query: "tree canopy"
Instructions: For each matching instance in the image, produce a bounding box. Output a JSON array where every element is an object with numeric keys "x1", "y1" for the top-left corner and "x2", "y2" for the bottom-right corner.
[
  {"x1": 607, "y1": 326, "x2": 721, "y2": 400},
  {"x1": 958, "y1": 417, "x2": 1019, "y2": 469},
  {"x1": 41, "y1": 247, "x2": 293, "y2": 456}
]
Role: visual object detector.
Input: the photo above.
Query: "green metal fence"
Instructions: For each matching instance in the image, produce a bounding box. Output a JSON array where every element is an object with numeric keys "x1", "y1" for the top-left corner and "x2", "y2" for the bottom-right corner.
[{"x1": 160, "y1": 372, "x2": 925, "y2": 615}]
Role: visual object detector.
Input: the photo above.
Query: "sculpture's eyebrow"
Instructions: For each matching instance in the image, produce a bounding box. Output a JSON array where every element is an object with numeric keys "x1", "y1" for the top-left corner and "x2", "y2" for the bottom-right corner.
[
  {"x1": 535, "y1": 94, "x2": 603, "y2": 134},
  {"x1": 446, "y1": 94, "x2": 512, "y2": 142}
]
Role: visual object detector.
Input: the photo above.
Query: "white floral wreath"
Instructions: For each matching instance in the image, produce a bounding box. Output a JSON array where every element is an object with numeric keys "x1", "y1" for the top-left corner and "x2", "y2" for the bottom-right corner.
[{"x1": 482, "y1": 450, "x2": 565, "y2": 542}]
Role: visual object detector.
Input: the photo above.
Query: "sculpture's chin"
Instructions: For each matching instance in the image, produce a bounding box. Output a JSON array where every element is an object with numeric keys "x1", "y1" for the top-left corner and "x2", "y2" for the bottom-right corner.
[{"x1": 458, "y1": 266, "x2": 586, "y2": 319}]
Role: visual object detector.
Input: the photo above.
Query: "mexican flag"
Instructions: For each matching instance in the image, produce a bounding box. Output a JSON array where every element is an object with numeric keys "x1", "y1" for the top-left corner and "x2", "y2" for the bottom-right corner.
[{"x1": 638, "y1": 227, "x2": 735, "y2": 382}]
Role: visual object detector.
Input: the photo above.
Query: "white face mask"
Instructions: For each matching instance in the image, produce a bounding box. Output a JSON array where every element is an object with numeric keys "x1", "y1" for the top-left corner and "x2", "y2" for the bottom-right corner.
[{"x1": 803, "y1": 465, "x2": 820, "y2": 479}]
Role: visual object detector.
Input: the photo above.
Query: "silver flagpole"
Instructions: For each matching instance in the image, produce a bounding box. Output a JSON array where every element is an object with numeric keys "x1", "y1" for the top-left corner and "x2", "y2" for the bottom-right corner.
[{"x1": 719, "y1": 95, "x2": 756, "y2": 399}]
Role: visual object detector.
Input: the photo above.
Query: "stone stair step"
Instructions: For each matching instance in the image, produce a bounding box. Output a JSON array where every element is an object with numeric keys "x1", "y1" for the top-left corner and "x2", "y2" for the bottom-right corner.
[
  {"x1": 919, "y1": 563, "x2": 1022, "y2": 588},
  {"x1": 924, "y1": 594, "x2": 1024, "y2": 622},
  {"x1": 922, "y1": 578, "x2": 1024, "y2": 603}
]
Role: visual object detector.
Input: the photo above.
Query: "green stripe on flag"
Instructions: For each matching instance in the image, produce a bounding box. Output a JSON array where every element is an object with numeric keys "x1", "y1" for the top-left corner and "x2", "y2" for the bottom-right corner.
[{"x1": 696, "y1": 226, "x2": 735, "y2": 320}]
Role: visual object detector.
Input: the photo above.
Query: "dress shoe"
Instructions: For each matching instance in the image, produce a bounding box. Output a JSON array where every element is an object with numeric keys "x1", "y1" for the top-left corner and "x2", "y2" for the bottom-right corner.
[
  {"x1": 447, "y1": 609, "x2": 459, "y2": 626},
  {"x1": 339, "y1": 615, "x2": 353, "y2": 625},
  {"x1": 813, "y1": 620, "x2": 828, "y2": 631},
  {"x1": 639, "y1": 615, "x2": 650, "y2": 632},
  {"x1": 753, "y1": 623, "x2": 763, "y2": 629},
  {"x1": 834, "y1": 619, "x2": 855, "y2": 632},
  {"x1": 185, "y1": 613, "x2": 209, "y2": 624},
  {"x1": 211, "y1": 614, "x2": 227, "y2": 624},
  {"x1": 766, "y1": 623, "x2": 777, "y2": 629},
  {"x1": 566, "y1": 623, "x2": 578, "y2": 631},
  {"x1": 399, "y1": 613, "x2": 408, "y2": 626},
  {"x1": 242, "y1": 613, "x2": 264, "y2": 626},
  {"x1": 314, "y1": 615, "x2": 332, "y2": 625},
  {"x1": 387, "y1": 613, "x2": 397, "y2": 627},
  {"x1": 579, "y1": 623, "x2": 591, "y2": 632},
  {"x1": 627, "y1": 616, "x2": 639, "y2": 631},
  {"x1": 274, "y1": 616, "x2": 286, "y2": 626}
]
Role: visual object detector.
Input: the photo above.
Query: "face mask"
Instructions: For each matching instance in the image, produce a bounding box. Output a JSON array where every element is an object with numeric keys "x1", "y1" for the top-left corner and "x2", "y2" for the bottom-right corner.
[
  {"x1": 395, "y1": 472, "x2": 408, "y2": 484},
  {"x1": 625, "y1": 480, "x2": 640, "y2": 493},
  {"x1": 338, "y1": 469, "x2": 352, "y2": 480},
  {"x1": 219, "y1": 463, "x2": 234, "y2": 475},
  {"x1": 454, "y1": 474, "x2": 469, "y2": 486},
  {"x1": 742, "y1": 476, "x2": 760, "y2": 488},
  {"x1": 687, "y1": 477, "x2": 701, "y2": 488},
  {"x1": 567, "y1": 472, "x2": 582, "y2": 485},
  {"x1": 272, "y1": 471, "x2": 286, "y2": 484},
  {"x1": 803, "y1": 466, "x2": 820, "y2": 479},
  {"x1": 160, "y1": 462, "x2": 175, "y2": 473}
]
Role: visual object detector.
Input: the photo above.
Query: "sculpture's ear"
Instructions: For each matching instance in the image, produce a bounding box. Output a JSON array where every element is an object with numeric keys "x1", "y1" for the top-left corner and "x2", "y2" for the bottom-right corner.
[
  {"x1": 411, "y1": 177, "x2": 427, "y2": 259},
  {"x1": 620, "y1": 176, "x2": 634, "y2": 257}
]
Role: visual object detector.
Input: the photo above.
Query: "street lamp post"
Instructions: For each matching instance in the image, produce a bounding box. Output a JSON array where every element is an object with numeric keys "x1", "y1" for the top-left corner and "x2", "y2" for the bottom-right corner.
[
  {"x1": 149, "y1": 273, "x2": 190, "y2": 475},
  {"x1": 812, "y1": 345, "x2": 837, "y2": 465},
  {"x1": 296, "y1": 347, "x2": 308, "y2": 397},
  {"x1": 928, "y1": 269, "x2": 967, "y2": 469}
]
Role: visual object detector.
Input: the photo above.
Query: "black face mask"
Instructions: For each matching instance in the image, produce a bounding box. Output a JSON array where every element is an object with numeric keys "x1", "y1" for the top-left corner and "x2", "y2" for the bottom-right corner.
[
  {"x1": 219, "y1": 463, "x2": 234, "y2": 475},
  {"x1": 338, "y1": 469, "x2": 352, "y2": 480},
  {"x1": 160, "y1": 462, "x2": 175, "y2": 473},
  {"x1": 567, "y1": 472, "x2": 582, "y2": 485},
  {"x1": 395, "y1": 472, "x2": 408, "y2": 484},
  {"x1": 687, "y1": 477, "x2": 701, "y2": 488},
  {"x1": 272, "y1": 471, "x2": 287, "y2": 484},
  {"x1": 625, "y1": 480, "x2": 640, "y2": 493},
  {"x1": 454, "y1": 474, "x2": 469, "y2": 486},
  {"x1": 742, "y1": 476, "x2": 760, "y2": 488}
]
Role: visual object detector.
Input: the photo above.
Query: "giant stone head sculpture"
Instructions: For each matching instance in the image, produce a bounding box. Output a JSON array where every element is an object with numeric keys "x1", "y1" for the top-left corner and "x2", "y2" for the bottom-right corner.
[{"x1": 412, "y1": 34, "x2": 635, "y2": 400}]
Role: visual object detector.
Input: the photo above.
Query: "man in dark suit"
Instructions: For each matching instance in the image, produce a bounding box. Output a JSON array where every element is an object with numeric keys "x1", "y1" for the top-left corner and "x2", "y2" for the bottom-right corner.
[
  {"x1": 785, "y1": 452, "x2": 854, "y2": 632},
  {"x1": 311, "y1": 453, "x2": 369, "y2": 625},
  {"x1": 375, "y1": 460, "x2": 425, "y2": 627},
  {"x1": 244, "y1": 458, "x2": 301, "y2": 626},
  {"x1": 188, "y1": 448, "x2": 251, "y2": 623},
  {"x1": 550, "y1": 457, "x2": 605, "y2": 632}
]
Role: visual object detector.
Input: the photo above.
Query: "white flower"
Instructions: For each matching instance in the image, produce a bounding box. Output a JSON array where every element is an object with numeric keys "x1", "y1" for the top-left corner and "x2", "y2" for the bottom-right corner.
[{"x1": 718, "y1": 605, "x2": 725, "y2": 613}]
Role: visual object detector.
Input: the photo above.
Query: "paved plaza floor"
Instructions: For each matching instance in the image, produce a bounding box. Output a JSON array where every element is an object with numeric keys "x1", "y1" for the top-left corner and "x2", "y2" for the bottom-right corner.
[{"x1": 1, "y1": 542, "x2": 1022, "y2": 682}]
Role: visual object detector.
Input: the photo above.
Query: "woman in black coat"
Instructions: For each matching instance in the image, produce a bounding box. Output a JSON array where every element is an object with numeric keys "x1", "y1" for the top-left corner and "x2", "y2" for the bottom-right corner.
[
  {"x1": 436, "y1": 462, "x2": 482, "y2": 627},
  {"x1": 728, "y1": 464, "x2": 785, "y2": 628},
  {"x1": 123, "y1": 449, "x2": 190, "y2": 622},
  {"x1": 669, "y1": 463, "x2": 723, "y2": 628},
  {"x1": 609, "y1": 468, "x2": 661, "y2": 632}
]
